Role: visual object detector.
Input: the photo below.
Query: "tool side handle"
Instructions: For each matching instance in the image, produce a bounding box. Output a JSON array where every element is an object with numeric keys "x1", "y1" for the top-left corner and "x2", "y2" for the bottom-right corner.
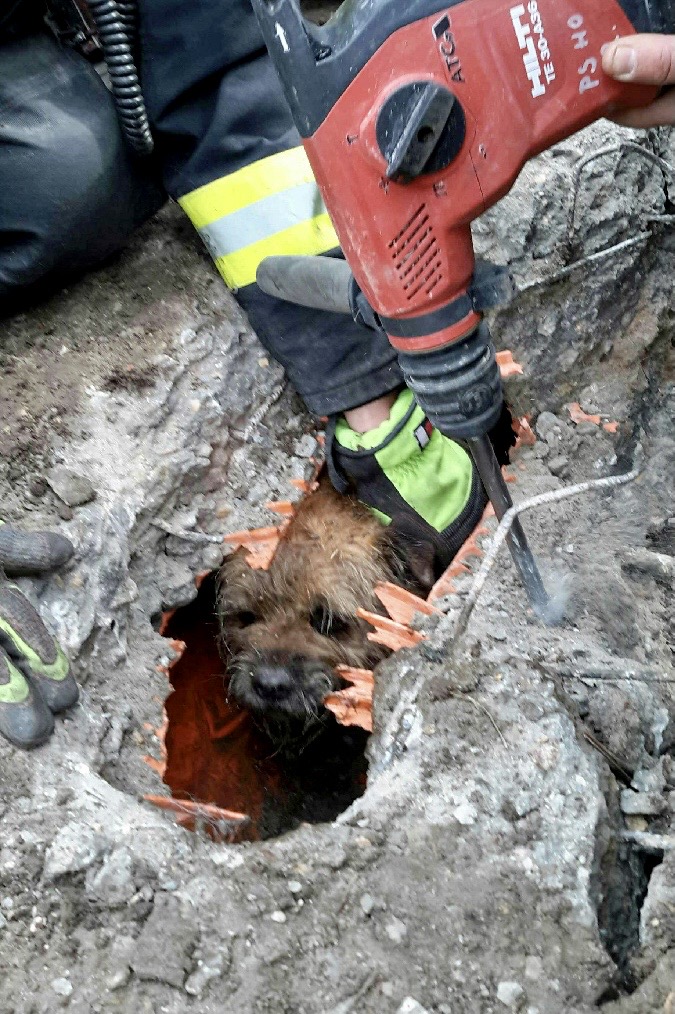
[{"x1": 256, "y1": 256, "x2": 353, "y2": 314}]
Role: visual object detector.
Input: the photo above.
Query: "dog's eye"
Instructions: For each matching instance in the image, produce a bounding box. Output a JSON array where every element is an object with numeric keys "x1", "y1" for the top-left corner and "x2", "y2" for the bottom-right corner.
[
  {"x1": 234, "y1": 610, "x2": 258, "y2": 628},
  {"x1": 309, "y1": 605, "x2": 351, "y2": 637}
]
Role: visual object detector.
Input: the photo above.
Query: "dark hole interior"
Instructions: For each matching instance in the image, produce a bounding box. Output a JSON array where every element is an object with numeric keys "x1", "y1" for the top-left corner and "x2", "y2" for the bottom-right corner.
[
  {"x1": 161, "y1": 573, "x2": 370, "y2": 842},
  {"x1": 596, "y1": 837, "x2": 664, "y2": 1000}
]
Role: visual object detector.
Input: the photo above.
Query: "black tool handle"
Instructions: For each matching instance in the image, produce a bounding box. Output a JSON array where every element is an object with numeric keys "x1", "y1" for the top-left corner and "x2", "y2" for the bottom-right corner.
[{"x1": 251, "y1": 0, "x2": 456, "y2": 136}]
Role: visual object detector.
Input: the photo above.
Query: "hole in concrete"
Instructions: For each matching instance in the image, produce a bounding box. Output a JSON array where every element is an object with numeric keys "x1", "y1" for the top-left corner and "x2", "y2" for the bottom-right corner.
[
  {"x1": 596, "y1": 838, "x2": 664, "y2": 998},
  {"x1": 159, "y1": 573, "x2": 370, "y2": 841}
]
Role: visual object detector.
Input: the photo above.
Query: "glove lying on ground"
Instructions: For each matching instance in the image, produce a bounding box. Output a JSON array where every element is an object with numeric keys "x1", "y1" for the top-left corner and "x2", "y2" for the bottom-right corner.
[
  {"x1": 331, "y1": 389, "x2": 490, "y2": 591},
  {"x1": 0, "y1": 523, "x2": 78, "y2": 749}
]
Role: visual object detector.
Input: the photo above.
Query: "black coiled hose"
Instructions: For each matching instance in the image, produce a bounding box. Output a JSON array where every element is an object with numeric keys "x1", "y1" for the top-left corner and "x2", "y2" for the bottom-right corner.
[{"x1": 87, "y1": 0, "x2": 154, "y2": 155}]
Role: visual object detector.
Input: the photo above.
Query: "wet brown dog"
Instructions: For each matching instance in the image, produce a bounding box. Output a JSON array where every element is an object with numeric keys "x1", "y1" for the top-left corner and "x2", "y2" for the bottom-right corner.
[
  {"x1": 217, "y1": 407, "x2": 515, "y2": 739},
  {"x1": 217, "y1": 475, "x2": 401, "y2": 736}
]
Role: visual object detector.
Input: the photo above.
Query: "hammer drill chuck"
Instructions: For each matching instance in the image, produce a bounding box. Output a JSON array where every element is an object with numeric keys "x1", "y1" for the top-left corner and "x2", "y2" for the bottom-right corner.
[{"x1": 397, "y1": 321, "x2": 503, "y2": 441}]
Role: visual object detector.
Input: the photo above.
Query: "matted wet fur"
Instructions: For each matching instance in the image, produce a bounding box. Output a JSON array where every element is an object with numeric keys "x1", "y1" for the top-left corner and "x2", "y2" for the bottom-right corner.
[{"x1": 217, "y1": 474, "x2": 403, "y2": 741}]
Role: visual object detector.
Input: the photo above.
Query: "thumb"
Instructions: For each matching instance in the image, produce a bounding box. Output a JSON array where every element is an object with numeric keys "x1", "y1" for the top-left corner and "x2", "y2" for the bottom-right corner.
[{"x1": 603, "y1": 34, "x2": 675, "y2": 85}]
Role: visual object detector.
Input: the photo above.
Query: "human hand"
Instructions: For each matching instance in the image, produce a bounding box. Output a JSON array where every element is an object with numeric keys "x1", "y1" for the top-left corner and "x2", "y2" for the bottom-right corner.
[
  {"x1": 0, "y1": 523, "x2": 78, "y2": 749},
  {"x1": 602, "y1": 34, "x2": 675, "y2": 127}
]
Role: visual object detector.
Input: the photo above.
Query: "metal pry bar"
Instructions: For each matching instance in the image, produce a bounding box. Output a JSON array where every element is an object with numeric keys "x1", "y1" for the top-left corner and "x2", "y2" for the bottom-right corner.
[{"x1": 467, "y1": 435, "x2": 550, "y2": 619}]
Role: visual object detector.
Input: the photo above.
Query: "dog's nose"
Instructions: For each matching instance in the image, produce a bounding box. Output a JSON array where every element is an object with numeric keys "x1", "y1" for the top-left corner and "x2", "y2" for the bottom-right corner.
[{"x1": 253, "y1": 664, "x2": 294, "y2": 701}]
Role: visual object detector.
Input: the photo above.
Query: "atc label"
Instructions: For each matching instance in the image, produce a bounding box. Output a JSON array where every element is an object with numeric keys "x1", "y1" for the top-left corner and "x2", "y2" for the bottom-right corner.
[{"x1": 432, "y1": 12, "x2": 464, "y2": 83}]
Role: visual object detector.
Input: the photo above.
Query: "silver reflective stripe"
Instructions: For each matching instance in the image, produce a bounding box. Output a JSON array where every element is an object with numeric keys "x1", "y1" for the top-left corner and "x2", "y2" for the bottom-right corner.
[{"x1": 199, "y1": 181, "x2": 327, "y2": 258}]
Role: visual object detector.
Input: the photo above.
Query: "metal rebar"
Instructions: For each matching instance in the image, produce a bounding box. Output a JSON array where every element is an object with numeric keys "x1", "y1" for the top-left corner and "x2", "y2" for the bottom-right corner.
[{"x1": 456, "y1": 459, "x2": 640, "y2": 638}]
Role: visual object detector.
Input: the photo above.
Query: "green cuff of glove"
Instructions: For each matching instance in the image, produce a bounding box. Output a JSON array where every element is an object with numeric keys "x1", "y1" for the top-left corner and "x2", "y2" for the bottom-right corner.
[
  {"x1": 0, "y1": 620, "x2": 70, "y2": 684},
  {"x1": 335, "y1": 389, "x2": 475, "y2": 533},
  {"x1": 0, "y1": 586, "x2": 70, "y2": 684},
  {"x1": 0, "y1": 656, "x2": 30, "y2": 705}
]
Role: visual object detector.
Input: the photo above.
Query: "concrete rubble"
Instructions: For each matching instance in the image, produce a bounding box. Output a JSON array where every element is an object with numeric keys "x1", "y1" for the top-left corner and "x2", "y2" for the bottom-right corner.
[{"x1": 0, "y1": 119, "x2": 673, "y2": 1013}]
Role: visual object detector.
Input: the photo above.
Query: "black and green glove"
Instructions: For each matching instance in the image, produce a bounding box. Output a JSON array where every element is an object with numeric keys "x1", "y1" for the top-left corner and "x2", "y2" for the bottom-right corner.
[
  {"x1": 330, "y1": 389, "x2": 489, "y2": 591},
  {"x1": 0, "y1": 523, "x2": 78, "y2": 749}
]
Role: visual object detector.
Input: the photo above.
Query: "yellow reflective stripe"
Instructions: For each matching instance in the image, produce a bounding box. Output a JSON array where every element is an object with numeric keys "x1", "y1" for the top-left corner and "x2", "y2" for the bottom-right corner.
[
  {"x1": 199, "y1": 181, "x2": 326, "y2": 259},
  {"x1": 179, "y1": 147, "x2": 340, "y2": 290},
  {"x1": 178, "y1": 147, "x2": 320, "y2": 230},
  {"x1": 212, "y1": 213, "x2": 338, "y2": 290}
]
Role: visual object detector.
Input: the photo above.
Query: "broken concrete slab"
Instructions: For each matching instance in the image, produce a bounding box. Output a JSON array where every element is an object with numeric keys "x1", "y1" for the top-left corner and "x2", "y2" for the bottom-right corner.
[{"x1": 0, "y1": 116, "x2": 673, "y2": 1014}]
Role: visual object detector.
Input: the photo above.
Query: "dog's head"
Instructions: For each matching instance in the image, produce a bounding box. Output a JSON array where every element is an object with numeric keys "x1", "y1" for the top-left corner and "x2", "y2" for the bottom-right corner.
[{"x1": 218, "y1": 482, "x2": 394, "y2": 728}]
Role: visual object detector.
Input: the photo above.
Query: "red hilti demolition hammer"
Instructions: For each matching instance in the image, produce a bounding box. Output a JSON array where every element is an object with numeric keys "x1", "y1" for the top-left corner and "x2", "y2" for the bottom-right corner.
[{"x1": 252, "y1": 0, "x2": 673, "y2": 618}]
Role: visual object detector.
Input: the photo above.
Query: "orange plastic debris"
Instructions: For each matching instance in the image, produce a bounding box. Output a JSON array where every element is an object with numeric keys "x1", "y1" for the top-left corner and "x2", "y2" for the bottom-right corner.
[
  {"x1": 512, "y1": 415, "x2": 537, "y2": 449},
  {"x1": 568, "y1": 402, "x2": 602, "y2": 426},
  {"x1": 374, "y1": 581, "x2": 440, "y2": 625},
  {"x1": 144, "y1": 795, "x2": 250, "y2": 843},
  {"x1": 325, "y1": 667, "x2": 375, "y2": 732},
  {"x1": 356, "y1": 608, "x2": 426, "y2": 651},
  {"x1": 144, "y1": 794, "x2": 248, "y2": 823},
  {"x1": 158, "y1": 609, "x2": 176, "y2": 636},
  {"x1": 290, "y1": 478, "x2": 319, "y2": 494},
  {"x1": 568, "y1": 402, "x2": 619, "y2": 435},
  {"x1": 496, "y1": 350, "x2": 524, "y2": 378},
  {"x1": 428, "y1": 504, "x2": 494, "y2": 601},
  {"x1": 265, "y1": 500, "x2": 296, "y2": 517},
  {"x1": 335, "y1": 665, "x2": 375, "y2": 688},
  {"x1": 223, "y1": 524, "x2": 286, "y2": 570}
]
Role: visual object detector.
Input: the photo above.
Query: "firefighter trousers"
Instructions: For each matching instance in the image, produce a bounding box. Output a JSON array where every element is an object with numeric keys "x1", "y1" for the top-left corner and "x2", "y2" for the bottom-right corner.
[{"x1": 0, "y1": 2, "x2": 403, "y2": 416}]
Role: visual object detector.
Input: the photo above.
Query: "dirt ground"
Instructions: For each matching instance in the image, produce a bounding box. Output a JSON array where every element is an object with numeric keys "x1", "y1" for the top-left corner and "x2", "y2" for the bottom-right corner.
[{"x1": 0, "y1": 116, "x2": 674, "y2": 1013}]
